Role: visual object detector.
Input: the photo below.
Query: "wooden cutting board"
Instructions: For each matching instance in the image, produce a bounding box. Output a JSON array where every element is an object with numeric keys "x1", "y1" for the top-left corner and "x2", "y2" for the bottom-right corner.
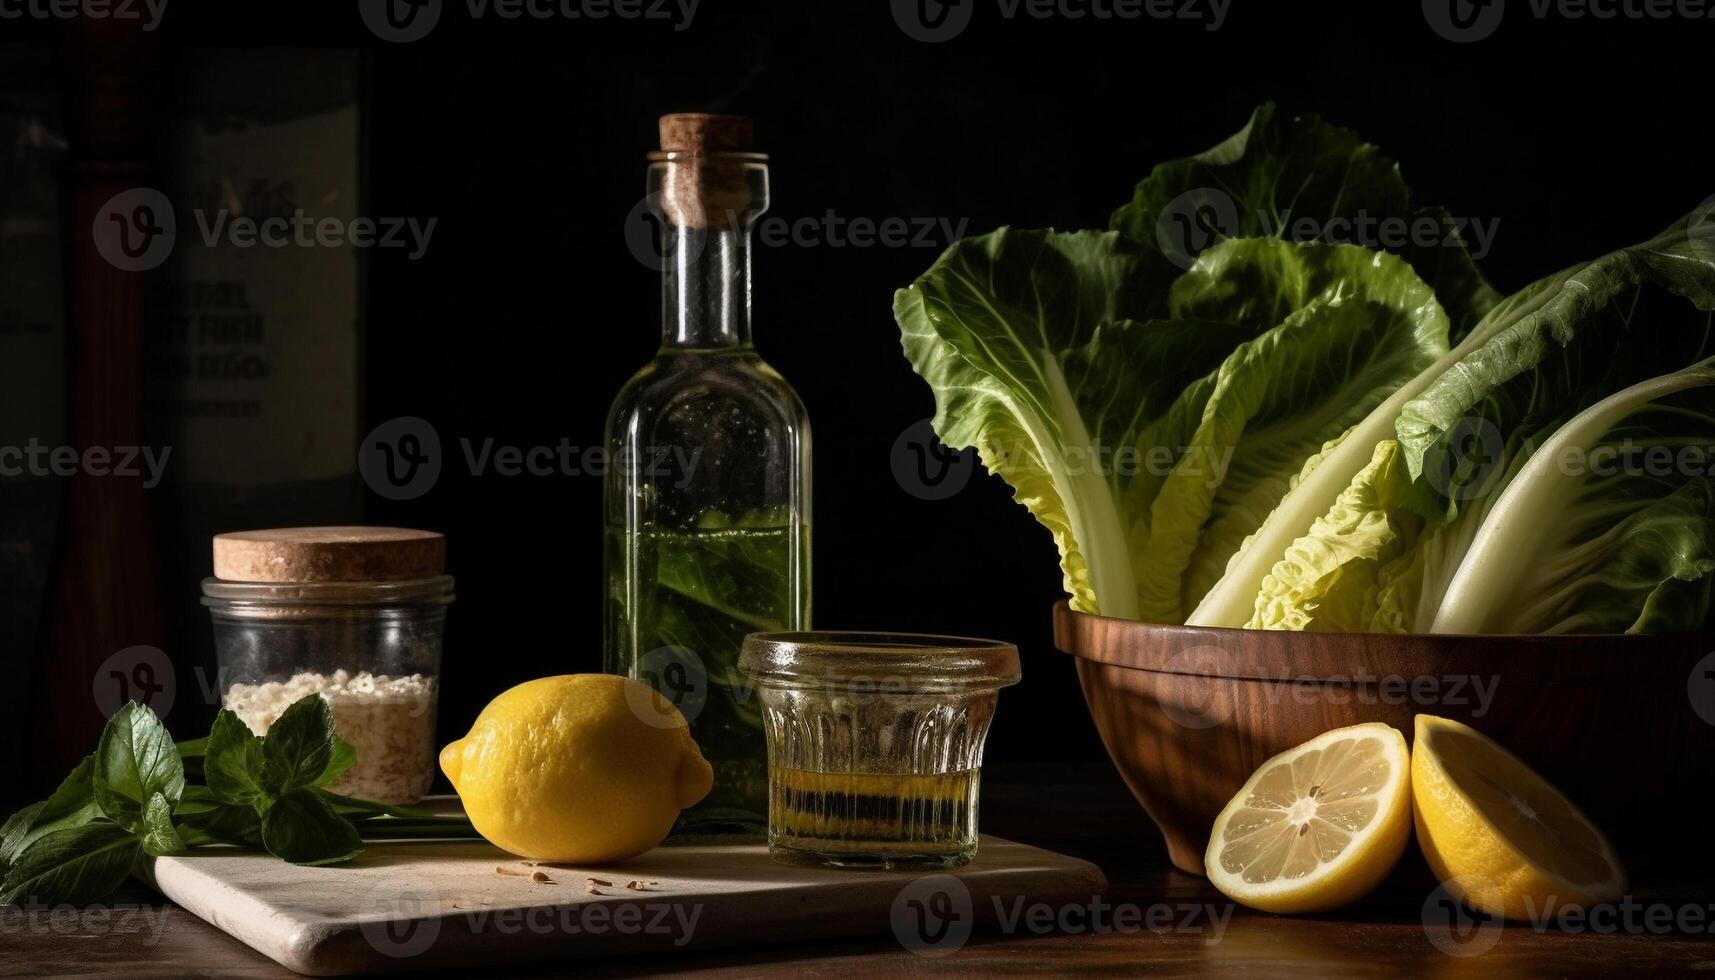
[{"x1": 144, "y1": 835, "x2": 1106, "y2": 975}]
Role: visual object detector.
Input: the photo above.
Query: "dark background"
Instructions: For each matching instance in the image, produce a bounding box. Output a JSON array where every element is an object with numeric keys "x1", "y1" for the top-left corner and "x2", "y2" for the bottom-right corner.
[{"x1": 4, "y1": 0, "x2": 1710, "y2": 802}]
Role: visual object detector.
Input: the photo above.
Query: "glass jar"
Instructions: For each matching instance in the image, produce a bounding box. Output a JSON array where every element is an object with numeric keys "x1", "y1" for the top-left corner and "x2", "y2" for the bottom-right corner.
[
  {"x1": 739, "y1": 632, "x2": 1020, "y2": 869},
  {"x1": 201, "y1": 528, "x2": 452, "y2": 804}
]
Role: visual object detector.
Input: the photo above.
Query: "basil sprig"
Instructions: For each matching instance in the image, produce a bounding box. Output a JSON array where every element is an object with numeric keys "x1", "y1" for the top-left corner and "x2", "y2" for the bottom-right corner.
[{"x1": 1, "y1": 696, "x2": 475, "y2": 906}]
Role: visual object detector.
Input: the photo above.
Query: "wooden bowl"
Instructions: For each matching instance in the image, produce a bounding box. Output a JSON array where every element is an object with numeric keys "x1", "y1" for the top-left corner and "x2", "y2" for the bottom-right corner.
[{"x1": 1053, "y1": 600, "x2": 1715, "y2": 876}]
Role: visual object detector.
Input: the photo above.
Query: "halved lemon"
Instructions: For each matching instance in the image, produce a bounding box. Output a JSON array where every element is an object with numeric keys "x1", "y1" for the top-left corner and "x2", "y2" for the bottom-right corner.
[
  {"x1": 1412, "y1": 714, "x2": 1625, "y2": 920},
  {"x1": 1205, "y1": 722, "x2": 1411, "y2": 913}
]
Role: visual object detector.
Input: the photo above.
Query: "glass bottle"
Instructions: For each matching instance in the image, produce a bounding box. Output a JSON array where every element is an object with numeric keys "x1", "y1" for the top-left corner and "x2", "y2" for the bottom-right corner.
[{"x1": 603, "y1": 114, "x2": 810, "y2": 838}]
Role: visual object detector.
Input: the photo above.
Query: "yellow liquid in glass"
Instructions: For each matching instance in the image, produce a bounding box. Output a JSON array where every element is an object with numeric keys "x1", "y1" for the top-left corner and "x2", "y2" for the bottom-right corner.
[{"x1": 767, "y1": 767, "x2": 980, "y2": 866}]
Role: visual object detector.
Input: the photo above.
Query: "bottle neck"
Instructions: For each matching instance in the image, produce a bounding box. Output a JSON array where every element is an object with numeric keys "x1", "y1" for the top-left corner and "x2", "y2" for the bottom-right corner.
[{"x1": 662, "y1": 222, "x2": 752, "y2": 349}]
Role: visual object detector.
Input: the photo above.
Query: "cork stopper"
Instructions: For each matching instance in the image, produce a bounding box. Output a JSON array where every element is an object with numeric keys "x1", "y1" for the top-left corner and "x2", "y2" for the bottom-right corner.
[
  {"x1": 654, "y1": 112, "x2": 762, "y2": 230},
  {"x1": 213, "y1": 527, "x2": 446, "y2": 583},
  {"x1": 658, "y1": 113, "x2": 753, "y2": 153}
]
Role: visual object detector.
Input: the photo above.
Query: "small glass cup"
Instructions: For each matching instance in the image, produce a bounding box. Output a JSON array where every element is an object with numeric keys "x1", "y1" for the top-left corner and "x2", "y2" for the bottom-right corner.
[{"x1": 739, "y1": 631, "x2": 1020, "y2": 870}]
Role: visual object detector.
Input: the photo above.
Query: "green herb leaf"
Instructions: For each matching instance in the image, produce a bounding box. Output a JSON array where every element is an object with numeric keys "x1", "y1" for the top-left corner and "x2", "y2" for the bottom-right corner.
[
  {"x1": 138, "y1": 792, "x2": 186, "y2": 858},
  {"x1": 177, "y1": 801, "x2": 264, "y2": 848},
  {"x1": 312, "y1": 738, "x2": 358, "y2": 789},
  {"x1": 0, "y1": 803, "x2": 44, "y2": 873},
  {"x1": 260, "y1": 696, "x2": 336, "y2": 795},
  {"x1": 174, "y1": 784, "x2": 219, "y2": 817},
  {"x1": 39, "y1": 755, "x2": 98, "y2": 824},
  {"x1": 176, "y1": 736, "x2": 208, "y2": 777},
  {"x1": 260, "y1": 790, "x2": 363, "y2": 866},
  {"x1": 93, "y1": 703, "x2": 186, "y2": 833},
  {"x1": 1, "y1": 755, "x2": 103, "y2": 870},
  {"x1": 204, "y1": 709, "x2": 269, "y2": 808},
  {"x1": 319, "y1": 792, "x2": 446, "y2": 820},
  {"x1": 0, "y1": 823, "x2": 141, "y2": 907}
]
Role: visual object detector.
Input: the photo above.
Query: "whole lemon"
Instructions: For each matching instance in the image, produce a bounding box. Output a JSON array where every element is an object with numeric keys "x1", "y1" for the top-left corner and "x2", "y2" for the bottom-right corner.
[{"x1": 440, "y1": 674, "x2": 713, "y2": 863}]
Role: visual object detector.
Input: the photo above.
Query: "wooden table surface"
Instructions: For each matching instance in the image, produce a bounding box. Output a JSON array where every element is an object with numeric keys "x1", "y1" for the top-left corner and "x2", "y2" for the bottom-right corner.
[{"x1": 3, "y1": 762, "x2": 1710, "y2": 978}]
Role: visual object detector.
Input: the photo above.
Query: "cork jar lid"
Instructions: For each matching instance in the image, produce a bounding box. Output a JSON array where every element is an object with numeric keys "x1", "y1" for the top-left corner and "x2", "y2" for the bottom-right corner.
[{"x1": 213, "y1": 527, "x2": 446, "y2": 583}]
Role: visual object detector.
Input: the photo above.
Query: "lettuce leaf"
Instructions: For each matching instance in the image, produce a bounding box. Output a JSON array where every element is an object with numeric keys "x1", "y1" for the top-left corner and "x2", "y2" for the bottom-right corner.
[
  {"x1": 1125, "y1": 240, "x2": 1448, "y2": 621},
  {"x1": 1431, "y1": 364, "x2": 1715, "y2": 633},
  {"x1": 1111, "y1": 102, "x2": 1499, "y2": 340},
  {"x1": 895, "y1": 228, "x2": 1248, "y2": 616}
]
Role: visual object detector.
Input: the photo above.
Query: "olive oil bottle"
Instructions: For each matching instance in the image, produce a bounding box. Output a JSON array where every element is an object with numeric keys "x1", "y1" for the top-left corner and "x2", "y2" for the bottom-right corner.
[{"x1": 603, "y1": 115, "x2": 810, "y2": 838}]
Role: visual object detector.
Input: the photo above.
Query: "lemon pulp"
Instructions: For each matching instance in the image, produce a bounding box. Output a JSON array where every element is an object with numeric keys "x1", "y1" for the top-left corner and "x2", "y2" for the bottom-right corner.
[{"x1": 1206, "y1": 722, "x2": 1411, "y2": 913}]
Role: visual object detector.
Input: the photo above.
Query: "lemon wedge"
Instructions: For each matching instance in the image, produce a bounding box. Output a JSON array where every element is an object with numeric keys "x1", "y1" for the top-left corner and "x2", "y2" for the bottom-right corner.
[
  {"x1": 1205, "y1": 722, "x2": 1411, "y2": 913},
  {"x1": 1412, "y1": 714, "x2": 1625, "y2": 920}
]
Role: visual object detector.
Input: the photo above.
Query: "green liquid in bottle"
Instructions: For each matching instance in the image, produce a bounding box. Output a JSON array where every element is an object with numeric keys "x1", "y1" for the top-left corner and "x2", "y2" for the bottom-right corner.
[{"x1": 605, "y1": 519, "x2": 807, "y2": 836}]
